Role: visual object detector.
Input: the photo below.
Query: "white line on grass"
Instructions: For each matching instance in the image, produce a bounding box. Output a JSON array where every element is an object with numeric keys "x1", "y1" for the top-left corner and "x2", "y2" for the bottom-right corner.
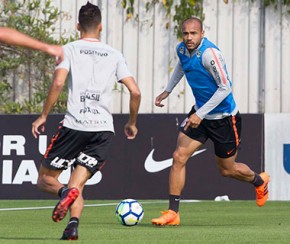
[{"x1": 0, "y1": 199, "x2": 200, "y2": 212}]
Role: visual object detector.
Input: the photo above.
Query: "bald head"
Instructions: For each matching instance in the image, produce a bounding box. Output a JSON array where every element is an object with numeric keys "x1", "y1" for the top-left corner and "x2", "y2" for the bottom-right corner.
[{"x1": 182, "y1": 17, "x2": 203, "y2": 32}]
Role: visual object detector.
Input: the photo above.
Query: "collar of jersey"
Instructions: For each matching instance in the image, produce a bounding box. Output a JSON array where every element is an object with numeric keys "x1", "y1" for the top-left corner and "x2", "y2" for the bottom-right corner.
[{"x1": 81, "y1": 38, "x2": 100, "y2": 42}]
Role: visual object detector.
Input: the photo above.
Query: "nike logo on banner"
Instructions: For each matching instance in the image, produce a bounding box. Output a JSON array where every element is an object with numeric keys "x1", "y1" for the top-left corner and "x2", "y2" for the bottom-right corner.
[{"x1": 144, "y1": 149, "x2": 207, "y2": 173}]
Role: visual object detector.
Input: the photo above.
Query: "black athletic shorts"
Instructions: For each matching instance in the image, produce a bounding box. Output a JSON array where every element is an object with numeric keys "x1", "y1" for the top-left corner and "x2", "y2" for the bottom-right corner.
[
  {"x1": 42, "y1": 122, "x2": 114, "y2": 175},
  {"x1": 179, "y1": 107, "x2": 241, "y2": 158}
]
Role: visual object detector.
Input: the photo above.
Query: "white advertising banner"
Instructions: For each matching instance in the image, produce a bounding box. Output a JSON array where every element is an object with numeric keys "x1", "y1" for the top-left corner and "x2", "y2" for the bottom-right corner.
[{"x1": 265, "y1": 113, "x2": 290, "y2": 200}]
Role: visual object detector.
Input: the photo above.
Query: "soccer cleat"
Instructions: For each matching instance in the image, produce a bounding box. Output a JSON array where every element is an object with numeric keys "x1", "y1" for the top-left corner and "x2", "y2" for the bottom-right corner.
[
  {"x1": 255, "y1": 172, "x2": 270, "y2": 207},
  {"x1": 60, "y1": 226, "x2": 78, "y2": 240},
  {"x1": 52, "y1": 187, "x2": 79, "y2": 222},
  {"x1": 151, "y1": 210, "x2": 180, "y2": 226}
]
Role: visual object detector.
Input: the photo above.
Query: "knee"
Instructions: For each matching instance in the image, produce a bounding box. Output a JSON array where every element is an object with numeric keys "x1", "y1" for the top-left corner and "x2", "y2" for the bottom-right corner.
[
  {"x1": 172, "y1": 150, "x2": 188, "y2": 168},
  {"x1": 37, "y1": 173, "x2": 52, "y2": 191}
]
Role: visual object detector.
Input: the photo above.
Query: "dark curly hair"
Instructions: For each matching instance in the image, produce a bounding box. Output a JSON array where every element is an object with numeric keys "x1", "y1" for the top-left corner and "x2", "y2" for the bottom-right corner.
[{"x1": 78, "y1": 1, "x2": 101, "y2": 32}]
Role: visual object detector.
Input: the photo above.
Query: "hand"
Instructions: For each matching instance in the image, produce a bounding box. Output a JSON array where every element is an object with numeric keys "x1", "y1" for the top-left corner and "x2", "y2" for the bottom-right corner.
[
  {"x1": 124, "y1": 123, "x2": 138, "y2": 139},
  {"x1": 32, "y1": 116, "x2": 47, "y2": 138},
  {"x1": 45, "y1": 44, "x2": 64, "y2": 64},
  {"x1": 184, "y1": 113, "x2": 202, "y2": 130},
  {"x1": 155, "y1": 91, "x2": 170, "y2": 107}
]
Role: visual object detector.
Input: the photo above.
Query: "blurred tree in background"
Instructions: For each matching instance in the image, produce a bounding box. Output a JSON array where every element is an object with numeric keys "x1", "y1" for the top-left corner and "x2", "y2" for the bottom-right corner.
[
  {"x1": 121, "y1": 0, "x2": 290, "y2": 38},
  {"x1": 0, "y1": 0, "x2": 76, "y2": 114},
  {"x1": 121, "y1": 0, "x2": 204, "y2": 39}
]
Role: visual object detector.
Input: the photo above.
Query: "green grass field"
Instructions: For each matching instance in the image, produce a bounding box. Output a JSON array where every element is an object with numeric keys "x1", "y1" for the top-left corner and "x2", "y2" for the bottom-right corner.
[{"x1": 0, "y1": 200, "x2": 289, "y2": 243}]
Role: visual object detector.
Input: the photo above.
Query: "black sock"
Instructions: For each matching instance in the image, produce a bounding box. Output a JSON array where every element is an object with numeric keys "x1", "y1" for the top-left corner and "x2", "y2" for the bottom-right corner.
[
  {"x1": 67, "y1": 217, "x2": 79, "y2": 228},
  {"x1": 252, "y1": 173, "x2": 264, "y2": 187},
  {"x1": 169, "y1": 194, "x2": 180, "y2": 213},
  {"x1": 58, "y1": 186, "x2": 68, "y2": 198}
]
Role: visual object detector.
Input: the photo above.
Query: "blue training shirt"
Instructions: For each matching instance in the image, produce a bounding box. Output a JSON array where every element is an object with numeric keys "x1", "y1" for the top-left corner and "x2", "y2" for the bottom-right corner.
[{"x1": 166, "y1": 37, "x2": 238, "y2": 120}]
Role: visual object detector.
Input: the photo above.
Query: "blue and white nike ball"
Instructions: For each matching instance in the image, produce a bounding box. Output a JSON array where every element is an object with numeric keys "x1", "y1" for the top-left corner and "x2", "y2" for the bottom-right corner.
[{"x1": 115, "y1": 199, "x2": 144, "y2": 226}]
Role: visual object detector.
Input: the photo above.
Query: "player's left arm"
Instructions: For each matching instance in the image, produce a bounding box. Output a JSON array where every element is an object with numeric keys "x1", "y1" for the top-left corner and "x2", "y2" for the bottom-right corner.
[
  {"x1": 195, "y1": 48, "x2": 232, "y2": 119},
  {"x1": 120, "y1": 76, "x2": 141, "y2": 139},
  {"x1": 32, "y1": 69, "x2": 68, "y2": 138},
  {"x1": 116, "y1": 52, "x2": 141, "y2": 139}
]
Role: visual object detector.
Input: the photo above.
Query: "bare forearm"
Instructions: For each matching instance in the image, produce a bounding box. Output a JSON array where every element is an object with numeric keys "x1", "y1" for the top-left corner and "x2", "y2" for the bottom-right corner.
[
  {"x1": 41, "y1": 84, "x2": 63, "y2": 117},
  {"x1": 0, "y1": 27, "x2": 49, "y2": 51},
  {"x1": 128, "y1": 92, "x2": 141, "y2": 125}
]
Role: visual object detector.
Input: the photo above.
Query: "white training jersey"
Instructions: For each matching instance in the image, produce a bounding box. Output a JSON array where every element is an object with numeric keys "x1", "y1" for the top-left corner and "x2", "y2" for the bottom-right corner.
[{"x1": 56, "y1": 38, "x2": 132, "y2": 132}]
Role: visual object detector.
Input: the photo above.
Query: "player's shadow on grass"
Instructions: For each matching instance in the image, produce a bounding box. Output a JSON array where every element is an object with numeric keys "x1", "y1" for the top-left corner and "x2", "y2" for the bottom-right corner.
[
  {"x1": 133, "y1": 222, "x2": 253, "y2": 228},
  {"x1": 0, "y1": 237, "x2": 57, "y2": 241}
]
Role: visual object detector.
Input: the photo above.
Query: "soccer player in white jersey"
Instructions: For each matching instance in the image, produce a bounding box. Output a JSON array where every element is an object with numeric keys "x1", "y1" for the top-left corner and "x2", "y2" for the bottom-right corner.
[
  {"x1": 151, "y1": 17, "x2": 269, "y2": 226},
  {"x1": 32, "y1": 2, "x2": 141, "y2": 240},
  {"x1": 0, "y1": 27, "x2": 63, "y2": 62}
]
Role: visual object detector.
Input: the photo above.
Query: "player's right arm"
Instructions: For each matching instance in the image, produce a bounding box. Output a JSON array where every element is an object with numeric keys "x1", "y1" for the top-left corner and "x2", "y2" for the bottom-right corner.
[
  {"x1": 32, "y1": 69, "x2": 68, "y2": 138},
  {"x1": 155, "y1": 62, "x2": 184, "y2": 107}
]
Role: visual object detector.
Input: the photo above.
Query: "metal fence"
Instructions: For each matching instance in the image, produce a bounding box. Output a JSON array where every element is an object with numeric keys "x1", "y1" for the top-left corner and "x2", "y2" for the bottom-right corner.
[{"x1": 5, "y1": 0, "x2": 290, "y2": 114}]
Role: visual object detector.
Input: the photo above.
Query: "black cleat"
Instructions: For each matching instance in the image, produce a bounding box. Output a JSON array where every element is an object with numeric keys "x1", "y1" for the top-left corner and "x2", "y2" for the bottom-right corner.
[
  {"x1": 60, "y1": 226, "x2": 78, "y2": 240},
  {"x1": 52, "y1": 187, "x2": 79, "y2": 222}
]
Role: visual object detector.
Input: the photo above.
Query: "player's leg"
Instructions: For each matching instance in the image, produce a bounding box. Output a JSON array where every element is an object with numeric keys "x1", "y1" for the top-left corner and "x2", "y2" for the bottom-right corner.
[
  {"x1": 215, "y1": 153, "x2": 256, "y2": 182},
  {"x1": 212, "y1": 113, "x2": 269, "y2": 207},
  {"x1": 215, "y1": 154, "x2": 269, "y2": 206},
  {"x1": 40, "y1": 126, "x2": 82, "y2": 223},
  {"x1": 169, "y1": 132, "x2": 203, "y2": 200},
  {"x1": 37, "y1": 164, "x2": 63, "y2": 194},
  {"x1": 68, "y1": 165, "x2": 91, "y2": 218},
  {"x1": 60, "y1": 165, "x2": 91, "y2": 240},
  {"x1": 37, "y1": 163, "x2": 80, "y2": 223},
  {"x1": 151, "y1": 132, "x2": 203, "y2": 226},
  {"x1": 60, "y1": 131, "x2": 113, "y2": 239}
]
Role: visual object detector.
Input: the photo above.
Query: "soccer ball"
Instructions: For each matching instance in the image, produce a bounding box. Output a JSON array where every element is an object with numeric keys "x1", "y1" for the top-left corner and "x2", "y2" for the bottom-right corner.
[{"x1": 115, "y1": 199, "x2": 144, "y2": 226}]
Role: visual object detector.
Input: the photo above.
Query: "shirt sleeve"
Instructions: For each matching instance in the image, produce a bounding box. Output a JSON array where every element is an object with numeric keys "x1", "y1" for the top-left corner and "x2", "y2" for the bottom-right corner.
[
  {"x1": 55, "y1": 45, "x2": 71, "y2": 71},
  {"x1": 116, "y1": 53, "x2": 133, "y2": 82},
  {"x1": 165, "y1": 61, "x2": 184, "y2": 93},
  {"x1": 195, "y1": 48, "x2": 232, "y2": 119}
]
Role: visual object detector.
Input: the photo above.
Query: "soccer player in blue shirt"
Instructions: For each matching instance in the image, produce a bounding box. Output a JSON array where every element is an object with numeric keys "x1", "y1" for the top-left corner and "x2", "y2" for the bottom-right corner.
[{"x1": 151, "y1": 17, "x2": 269, "y2": 226}]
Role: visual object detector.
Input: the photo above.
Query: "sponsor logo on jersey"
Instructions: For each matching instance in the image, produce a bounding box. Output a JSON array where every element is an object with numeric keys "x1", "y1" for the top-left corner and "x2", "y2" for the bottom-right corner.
[
  {"x1": 80, "y1": 49, "x2": 108, "y2": 56},
  {"x1": 196, "y1": 50, "x2": 201, "y2": 57},
  {"x1": 75, "y1": 119, "x2": 108, "y2": 126},
  {"x1": 80, "y1": 91, "x2": 100, "y2": 102},
  {"x1": 210, "y1": 60, "x2": 221, "y2": 83},
  {"x1": 179, "y1": 46, "x2": 185, "y2": 55},
  {"x1": 79, "y1": 106, "x2": 100, "y2": 114}
]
